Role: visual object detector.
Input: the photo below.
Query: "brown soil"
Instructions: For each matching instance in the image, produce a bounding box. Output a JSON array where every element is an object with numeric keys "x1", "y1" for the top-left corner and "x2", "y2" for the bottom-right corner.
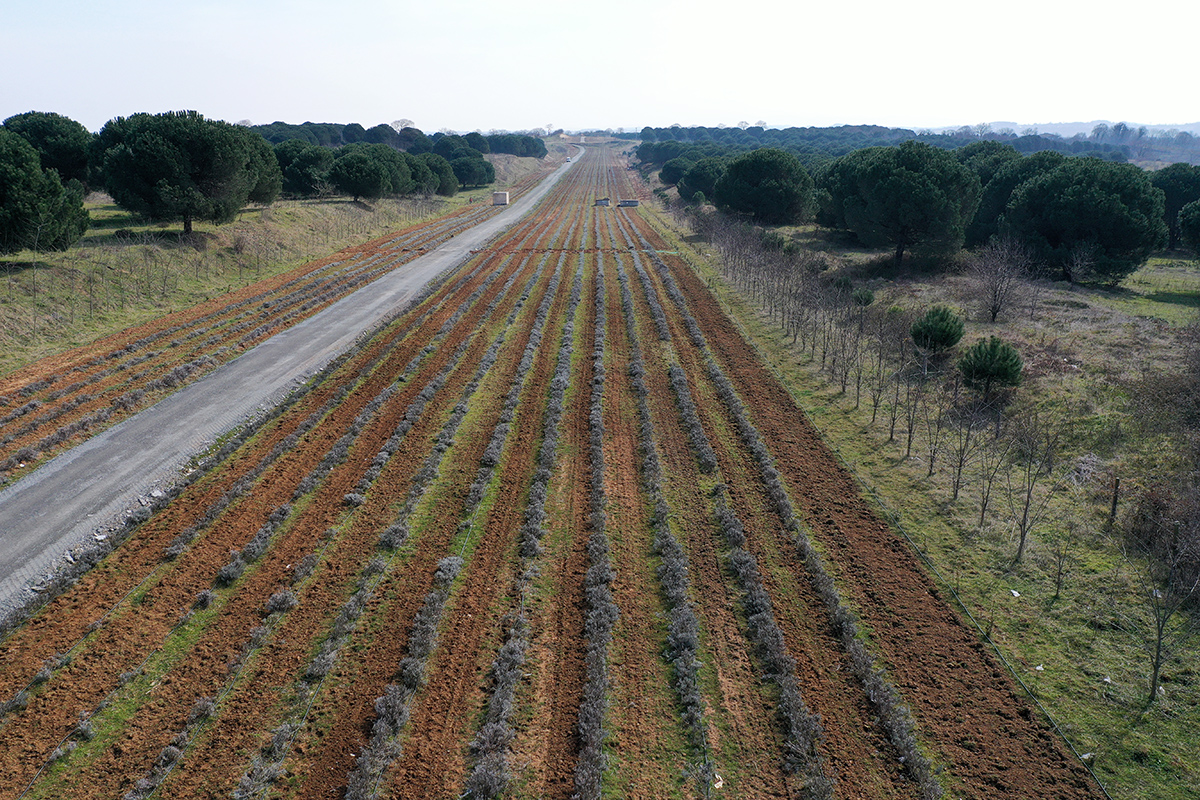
[
  {"x1": 0, "y1": 146, "x2": 1106, "y2": 800},
  {"x1": 595, "y1": 240, "x2": 691, "y2": 796},
  {"x1": 657, "y1": 227, "x2": 1104, "y2": 800}
]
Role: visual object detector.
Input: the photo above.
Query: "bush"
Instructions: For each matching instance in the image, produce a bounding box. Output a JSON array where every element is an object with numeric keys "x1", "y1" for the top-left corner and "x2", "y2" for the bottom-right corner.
[
  {"x1": 911, "y1": 305, "x2": 964, "y2": 353},
  {"x1": 264, "y1": 589, "x2": 297, "y2": 614}
]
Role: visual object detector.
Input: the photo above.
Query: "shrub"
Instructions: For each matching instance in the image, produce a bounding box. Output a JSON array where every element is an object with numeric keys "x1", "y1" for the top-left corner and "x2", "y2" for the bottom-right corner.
[{"x1": 264, "y1": 589, "x2": 297, "y2": 614}]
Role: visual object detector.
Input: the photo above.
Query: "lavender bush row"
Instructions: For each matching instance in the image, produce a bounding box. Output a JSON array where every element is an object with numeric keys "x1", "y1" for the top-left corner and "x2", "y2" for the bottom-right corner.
[
  {"x1": 620, "y1": 218, "x2": 709, "y2": 350},
  {"x1": 519, "y1": 263, "x2": 584, "y2": 560},
  {"x1": 463, "y1": 241, "x2": 583, "y2": 798},
  {"x1": 0, "y1": 353, "x2": 349, "y2": 640},
  {"x1": 4, "y1": 391, "x2": 94, "y2": 445},
  {"x1": 0, "y1": 405, "x2": 111, "y2": 474},
  {"x1": 714, "y1": 492, "x2": 832, "y2": 797},
  {"x1": 233, "y1": 260, "x2": 535, "y2": 791},
  {"x1": 576, "y1": 253, "x2": 618, "y2": 800},
  {"x1": 465, "y1": 252, "x2": 565, "y2": 515},
  {"x1": 698, "y1": 333, "x2": 940, "y2": 795},
  {"x1": 164, "y1": 390, "x2": 345, "y2": 561},
  {"x1": 123, "y1": 576, "x2": 294, "y2": 799},
  {"x1": 375, "y1": 251, "x2": 537, "y2": 550},
  {"x1": 615, "y1": 219, "x2": 671, "y2": 343},
  {"x1": 667, "y1": 363, "x2": 718, "y2": 475},
  {"x1": 119, "y1": 696, "x2": 217, "y2": 800},
  {"x1": 2, "y1": 250, "x2": 433, "y2": 629},
  {"x1": 353, "y1": 254, "x2": 516, "y2": 494},
  {"x1": 344, "y1": 556, "x2": 463, "y2": 800},
  {"x1": 614, "y1": 255, "x2": 714, "y2": 792},
  {"x1": 3, "y1": 353, "x2": 212, "y2": 471},
  {"x1": 463, "y1": 612, "x2": 528, "y2": 798}
]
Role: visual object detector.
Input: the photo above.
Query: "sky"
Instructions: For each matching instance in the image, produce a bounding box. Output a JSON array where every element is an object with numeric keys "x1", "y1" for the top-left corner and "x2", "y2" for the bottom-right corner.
[{"x1": 3, "y1": 0, "x2": 1198, "y2": 134}]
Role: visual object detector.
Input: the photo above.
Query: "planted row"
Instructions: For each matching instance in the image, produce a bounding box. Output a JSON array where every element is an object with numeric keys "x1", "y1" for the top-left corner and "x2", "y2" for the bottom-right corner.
[
  {"x1": 614, "y1": 254, "x2": 714, "y2": 792},
  {"x1": 647, "y1": 226, "x2": 942, "y2": 797},
  {"x1": 575, "y1": 251, "x2": 617, "y2": 800}
]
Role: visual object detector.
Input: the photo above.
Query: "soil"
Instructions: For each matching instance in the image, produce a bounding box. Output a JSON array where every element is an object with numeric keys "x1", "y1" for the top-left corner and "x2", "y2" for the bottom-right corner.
[{"x1": 0, "y1": 146, "x2": 1106, "y2": 800}]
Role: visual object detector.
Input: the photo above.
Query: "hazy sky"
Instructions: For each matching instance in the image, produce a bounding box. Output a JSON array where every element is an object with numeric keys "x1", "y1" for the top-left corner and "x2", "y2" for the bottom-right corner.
[{"x1": 3, "y1": 0, "x2": 1197, "y2": 134}]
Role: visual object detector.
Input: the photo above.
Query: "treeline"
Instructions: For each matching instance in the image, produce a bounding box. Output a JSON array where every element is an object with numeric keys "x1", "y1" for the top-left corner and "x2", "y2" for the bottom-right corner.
[
  {"x1": 635, "y1": 124, "x2": 1133, "y2": 170},
  {"x1": 1, "y1": 110, "x2": 548, "y2": 254},
  {"x1": 251, "y1": 121, "x2": 547, "y2": 159},
  {"x1": 645, "y1": 139, "x2": 1200, "y2": 282}
]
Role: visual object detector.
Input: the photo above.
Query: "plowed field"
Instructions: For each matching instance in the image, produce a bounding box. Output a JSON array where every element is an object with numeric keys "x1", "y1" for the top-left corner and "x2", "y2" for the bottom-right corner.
[{"x1": 0, "y1": 146, "x2": 1104, "y2": 799}]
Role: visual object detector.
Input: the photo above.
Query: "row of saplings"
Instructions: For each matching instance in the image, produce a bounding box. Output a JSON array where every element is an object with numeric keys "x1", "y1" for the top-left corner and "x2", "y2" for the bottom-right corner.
[{"x1": 694, "y1": 200, "x2": 1200, "y2": 710}]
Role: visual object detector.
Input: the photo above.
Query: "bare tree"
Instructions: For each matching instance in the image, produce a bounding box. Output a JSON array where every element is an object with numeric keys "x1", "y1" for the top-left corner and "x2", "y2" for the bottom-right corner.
[
  {"x1": 1003, "y1": 408, "x2": 1065, "y2": 566},
  {"x1": 947, "y1": 398, "x2": 986, "y2": 501},
  {"x1": 1116, "y1": 524, "x2": 1200, "y2": 706},
  {"x1": 920, "y1": 380, "x2": 953, "y2": 477},
  {"x1": 976, "y1": 430, "x2": 1009, "y2": 531},
  {"x1": 966, "y1": 237, "x2": 1033, "y2": 323}
]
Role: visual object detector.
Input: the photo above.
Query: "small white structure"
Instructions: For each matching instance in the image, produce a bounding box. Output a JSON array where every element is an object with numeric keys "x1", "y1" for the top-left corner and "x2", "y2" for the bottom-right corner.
[
  {"x1": 617, "y1": 199, "x2": 639, "y2": 207},
  {"x1": 492, "y1": 191, "x2": 509, "y2": 206}
]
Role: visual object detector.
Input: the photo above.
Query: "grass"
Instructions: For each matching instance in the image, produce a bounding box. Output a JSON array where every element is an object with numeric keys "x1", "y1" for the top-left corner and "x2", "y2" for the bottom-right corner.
[
  {"x1": 640, "y1": 201, "x2": 1200, "y2": 800},
  {"x1": 1087, "y1": 255, "x2": 1200, "y2": 325},
  {"x1": 0, "y1": 149, "x2": 557, "y2": 379},
  {"x1": 26, "y1": 598, "x2": 224, "y2": 799}
]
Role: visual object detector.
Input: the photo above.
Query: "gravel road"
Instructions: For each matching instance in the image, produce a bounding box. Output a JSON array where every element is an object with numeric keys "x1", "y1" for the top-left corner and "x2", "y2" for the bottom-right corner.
[{"x1": 0, "y1": 154, "x2": 578, "y2": 617}]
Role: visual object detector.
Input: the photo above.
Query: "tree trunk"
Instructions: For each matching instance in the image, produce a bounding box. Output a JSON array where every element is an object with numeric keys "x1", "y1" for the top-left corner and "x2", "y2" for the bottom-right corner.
[
  {"x1": 1148, "y1": 626, "x2": 1165, "y2": 706},
  {"x1": 893, "y1": 241, "x2": 905, "y2": 268},
  {"x1": 183, "y1": 216, "x2": 193, "y2": 236}
]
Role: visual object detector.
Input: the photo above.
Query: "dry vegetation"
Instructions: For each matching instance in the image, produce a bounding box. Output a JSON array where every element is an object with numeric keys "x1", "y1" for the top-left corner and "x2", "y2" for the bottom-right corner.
[
  {"x1": 646, "y1": 196, "x2": 1200, "y2": 800},
  {"x1": 0, "y1": 145, "x2": 1122, "y2": 799}
]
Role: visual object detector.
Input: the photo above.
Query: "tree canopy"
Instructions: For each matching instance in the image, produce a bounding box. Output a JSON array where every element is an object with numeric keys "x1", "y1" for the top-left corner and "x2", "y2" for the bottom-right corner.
[
  {"x1": 96, "y1": 111, "x2": 281, "y2": 234},
  {"x1": 0, "y1": 129, "x2": 89, "y2": 253},
  {"x1": 963, "y1": 150, "x2": 1066, "y2": 247},
  {"x1": 275, "y1": 139, "x2": 333, "y2": 196},
  {"x1": 485, "y1": 133, "x2": 546, "y2": 158},
  {"x1": 1180, "y1": 200, "x2": 1200, "y2": 256},
  {"x1": 451, "y1": 156, "x2": 495, "y2": 188},
  {"x1": 2, "y1": 111, "x2": 91, "y2": 187},
  {"x1": 419, "y1": 153, "x2": 458, "y2": 196},
  {"x1": 677, "y1": 157, "x2": 727, "y2": 203},
  {"x1": 827, "y1": 141, "x2": 981, "y2": 266},
  {"x1": 713, "y1": 147, "x2": 813, "y2": 224},
  {"x1": 911, "y1": 304, "x2": 964, "y2": 353},
  {"x1": 659, "y1": 157, "x2": 694, "y2": 186},
  {"x1": 1150, "y1": 163, "x2": 1200, "y2": 250},
  {"x1": 1002, "y1": 158, "x2": 1167, "y2": 282},
  {"x1": 959, "y1": 336, "x2": 1023, "y2": 399}
]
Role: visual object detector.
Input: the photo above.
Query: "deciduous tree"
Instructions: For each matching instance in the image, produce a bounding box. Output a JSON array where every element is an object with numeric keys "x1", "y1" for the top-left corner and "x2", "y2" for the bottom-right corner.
[{"x1": 967, "y1": 237, "x2": 1034, "y2": 322}]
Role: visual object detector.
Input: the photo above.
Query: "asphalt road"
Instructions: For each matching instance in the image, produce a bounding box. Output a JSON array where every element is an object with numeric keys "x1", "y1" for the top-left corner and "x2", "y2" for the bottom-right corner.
[{"x1": 0, "y1": 152, "x2": 579, "y2": 617}]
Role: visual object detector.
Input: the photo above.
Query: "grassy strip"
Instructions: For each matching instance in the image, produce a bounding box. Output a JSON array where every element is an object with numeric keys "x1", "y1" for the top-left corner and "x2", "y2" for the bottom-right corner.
[{"x1": 614, "y1": 252, "x2": 715, "y2": 794}]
